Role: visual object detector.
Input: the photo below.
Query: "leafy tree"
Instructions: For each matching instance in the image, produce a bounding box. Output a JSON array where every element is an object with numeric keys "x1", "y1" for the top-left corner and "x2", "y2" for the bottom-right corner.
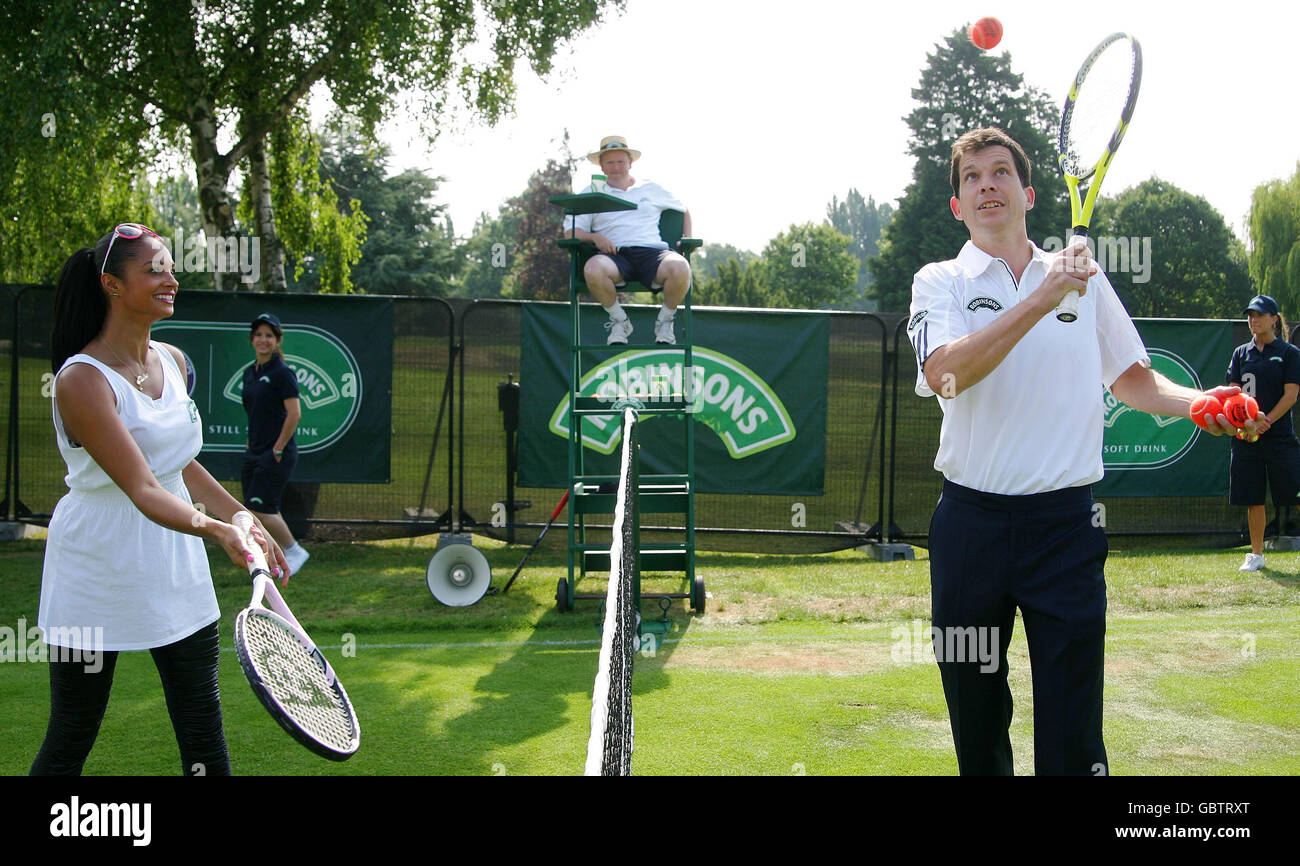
[
  {"x1": 1248, "y1": 163, "x2": 1300, "y2": 314},
  {"x1": 456, "y1": 210, "x2": 520, "y2": 298},
  {"x1": 277, "y1": 125, "x2": 458, "y2": 295},
  {"x1": 0, "y1": 106, "x2": 155, "y2": 283},
  {"x1": 693, "y1": 258, "x2": 772, "y2": 308},
  {"x1": 150, "y1": 172, "x2": 215, "y2": 291},
  {"x1": 2, "y1": 0, "x2": 620, "y2": 289},
  {"x1": 827, "y1": 189, "x2": 893, "y2": 310},
  {"x1": 869, "y1": 27, "x2": 1068, "y2": 312},
  {"x1": 453, "y1": 138, "x2": 574, "y2": 301},
  {"x1": 1090, "y1": 179, "x2": 1252, "y2": 318},
  {"x1": 503, "y1": 154, "x2": 575, "y2": 301},
  {"x1": 692, "y1": 242, "x2": 759, "y2": 283},
  {"x1": 761, "y1": 222, "x2": 859, "y2": 310}
]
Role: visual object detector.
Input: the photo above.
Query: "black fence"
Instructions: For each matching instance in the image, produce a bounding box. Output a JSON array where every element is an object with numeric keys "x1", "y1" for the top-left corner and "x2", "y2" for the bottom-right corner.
[{"x1": 1, "y1": 285, "x2": 1268, "y2": 551}]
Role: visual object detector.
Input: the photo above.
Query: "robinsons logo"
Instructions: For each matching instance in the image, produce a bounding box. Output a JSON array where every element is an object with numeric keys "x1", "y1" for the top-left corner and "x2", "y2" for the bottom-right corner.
[{"x1": 549, "y1": 347, "x2": 796, "y2": 457}]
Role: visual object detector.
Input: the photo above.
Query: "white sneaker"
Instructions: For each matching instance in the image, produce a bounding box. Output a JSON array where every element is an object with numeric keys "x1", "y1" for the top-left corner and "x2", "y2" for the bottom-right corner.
[
  {"x1": 284, "y1": 544, "x2": 310, "y2": 575},
  {"x1": 653, "y1": 317, "x2": 676, "y2": 345},
  {"x1": 604, "y1": 317, "x2": 633, "y2": 345},
  {"x1": 1239, "y1": 552, "x2": 1265, "y2": 572}
]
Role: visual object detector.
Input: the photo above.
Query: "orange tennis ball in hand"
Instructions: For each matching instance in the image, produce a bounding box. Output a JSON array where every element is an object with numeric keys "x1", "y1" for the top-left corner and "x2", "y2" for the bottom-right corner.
[
  {"x1": 969, "y1": 17, "x2": 1003, "y2": 50},
  {"x1": 1222, "y1": 393, "x2": 1260, "y2": 428},
  {"x1": 1189, "y1": 393, "x2": 1223, "y2": 431}
]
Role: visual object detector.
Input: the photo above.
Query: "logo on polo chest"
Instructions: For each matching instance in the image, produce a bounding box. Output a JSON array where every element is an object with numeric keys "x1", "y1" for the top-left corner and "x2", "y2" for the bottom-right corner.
[{"x1": 966, "y1": 297, "x2": 1004, "y2": 313}]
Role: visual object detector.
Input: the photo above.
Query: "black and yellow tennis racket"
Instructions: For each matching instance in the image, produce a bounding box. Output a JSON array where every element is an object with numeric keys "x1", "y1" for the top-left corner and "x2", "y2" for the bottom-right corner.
[{"x1": 1055, "y1": 32, "x2": 1142, "y2": 322}]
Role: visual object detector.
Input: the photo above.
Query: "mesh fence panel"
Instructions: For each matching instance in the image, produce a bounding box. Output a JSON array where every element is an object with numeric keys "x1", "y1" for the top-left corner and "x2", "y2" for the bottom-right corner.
[{"x1": 0, "y1": 288, "x2": 1274, "y2": 547}]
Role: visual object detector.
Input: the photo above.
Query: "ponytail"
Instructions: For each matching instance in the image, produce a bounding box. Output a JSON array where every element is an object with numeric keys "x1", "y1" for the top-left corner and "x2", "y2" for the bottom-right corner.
[
  {"x1": 50, "y1": 246, "x2": 108, "y2": 374},
  {"x1": 1279, "y1": 313, "x2": 1291, "y2": 345}
]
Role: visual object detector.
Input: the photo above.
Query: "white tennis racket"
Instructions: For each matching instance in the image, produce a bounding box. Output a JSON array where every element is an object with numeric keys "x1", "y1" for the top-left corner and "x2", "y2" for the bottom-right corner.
[{"x1": 232, "y1": 512, "x2": 360, "y2": 761}]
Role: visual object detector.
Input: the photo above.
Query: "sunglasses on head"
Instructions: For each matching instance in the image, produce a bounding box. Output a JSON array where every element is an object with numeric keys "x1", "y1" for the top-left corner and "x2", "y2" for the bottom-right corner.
[{"x1": 101, "y1": 223, "x2": 161, "y2": 276}]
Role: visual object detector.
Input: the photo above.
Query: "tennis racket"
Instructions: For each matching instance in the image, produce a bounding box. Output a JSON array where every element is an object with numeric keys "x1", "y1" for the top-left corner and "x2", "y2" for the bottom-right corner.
[
  {"x1": 231, "y1": 512, "x2": 360, "y2": 761},
  {"x1": 500, "y1": 489, "x2": 570, "y2": 595},
  {"x1": 1055, "y1": 32, "x2": 1142, "y2": 322}
]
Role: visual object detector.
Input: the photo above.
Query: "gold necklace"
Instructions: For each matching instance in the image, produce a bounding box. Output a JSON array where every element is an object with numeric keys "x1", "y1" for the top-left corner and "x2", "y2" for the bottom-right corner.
[{"x1": 105, "y1": 342, "x2": 150, "y2": 391}]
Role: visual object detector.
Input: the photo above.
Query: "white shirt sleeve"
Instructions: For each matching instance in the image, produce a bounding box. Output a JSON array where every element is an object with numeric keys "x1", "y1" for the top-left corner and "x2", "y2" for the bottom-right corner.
[
  {"x1": 642, "y1": 182, "x2": 685, "y2": 213},
  {"x1": 1092, "y1": 271, "x2": 1149, "y2": 387},
  {"x1": 909, "y1": 264, "x2": 969, "y2": 397}
]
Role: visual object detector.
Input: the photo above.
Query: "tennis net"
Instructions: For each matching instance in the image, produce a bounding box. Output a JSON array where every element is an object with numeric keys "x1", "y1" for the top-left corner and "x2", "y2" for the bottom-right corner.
[{"x1": 584, "y1": 407, "x2": 639, "y2": 776}]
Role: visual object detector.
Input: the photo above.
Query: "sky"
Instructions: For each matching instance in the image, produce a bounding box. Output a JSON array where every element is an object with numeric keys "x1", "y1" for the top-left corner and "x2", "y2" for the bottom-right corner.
[{"x1": 380, "y1": 0, "x2": 1299, "y2": 253}]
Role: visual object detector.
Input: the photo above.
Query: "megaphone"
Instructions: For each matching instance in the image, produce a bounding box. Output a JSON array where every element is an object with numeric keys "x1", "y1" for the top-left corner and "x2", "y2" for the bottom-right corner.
[{"x1": 426, "y1": 534, "x2": 492, "y2": 607}]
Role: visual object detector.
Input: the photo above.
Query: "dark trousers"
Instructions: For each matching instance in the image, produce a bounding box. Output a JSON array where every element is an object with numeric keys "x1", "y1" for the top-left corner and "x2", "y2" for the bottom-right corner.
[
  {"x1": 929, "y1": 480, "x2": 1109, "y2": 776},
  {"x1": 30, "y1": 621, "x2": 231, "y2": 776}
]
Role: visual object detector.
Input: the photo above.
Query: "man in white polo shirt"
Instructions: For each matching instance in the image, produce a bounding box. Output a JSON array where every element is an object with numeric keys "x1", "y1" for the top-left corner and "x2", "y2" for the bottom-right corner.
[
  {"x1": 908, "y1": 127, "x2": 1247, "y2": 775},
  {"x1": 568, "y1": 135, "x2": 692, "y2": 345}
]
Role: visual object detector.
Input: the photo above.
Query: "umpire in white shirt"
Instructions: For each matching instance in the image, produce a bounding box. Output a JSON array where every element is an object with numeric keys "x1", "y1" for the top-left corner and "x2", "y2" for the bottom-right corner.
[{"x1": 907, "y1": 127, "x2": 1248, "y2": 775}]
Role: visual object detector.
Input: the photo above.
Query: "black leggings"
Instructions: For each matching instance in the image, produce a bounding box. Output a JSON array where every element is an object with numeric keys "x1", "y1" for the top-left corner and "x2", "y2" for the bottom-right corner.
[{"x1": 30, "y1": 621, "x2": 231, "y2": 776}]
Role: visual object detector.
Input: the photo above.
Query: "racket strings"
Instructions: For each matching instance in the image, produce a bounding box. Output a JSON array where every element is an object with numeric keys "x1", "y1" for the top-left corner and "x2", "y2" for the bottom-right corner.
[
  {"x1": 240, "y1": 613, "x2": 358, "y2": 752},
  {"x1": 1062, "y1": 41, "x2": 1139, "y2": 175}
]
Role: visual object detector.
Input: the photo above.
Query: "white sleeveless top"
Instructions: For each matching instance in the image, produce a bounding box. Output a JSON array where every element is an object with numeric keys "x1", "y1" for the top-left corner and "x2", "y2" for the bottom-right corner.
[{"x1": 38, "y1": 343, "x2": 220, "y2": 651}]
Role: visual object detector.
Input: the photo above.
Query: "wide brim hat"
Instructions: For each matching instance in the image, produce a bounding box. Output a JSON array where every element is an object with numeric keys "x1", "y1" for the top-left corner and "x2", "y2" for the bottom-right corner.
[{"x1": 587, "y1": 135, "x2": 641, "y2": 165}]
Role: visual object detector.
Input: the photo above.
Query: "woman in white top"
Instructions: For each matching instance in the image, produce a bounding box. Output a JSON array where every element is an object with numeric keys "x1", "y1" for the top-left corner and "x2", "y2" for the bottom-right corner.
[{"x1": 32, "y1": 223, "x2": 289, "y2": 776}]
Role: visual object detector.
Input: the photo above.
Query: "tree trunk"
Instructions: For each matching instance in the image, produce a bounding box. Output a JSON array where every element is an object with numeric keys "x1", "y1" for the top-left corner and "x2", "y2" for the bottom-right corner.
[
  {"x1": 248, "y1": 138, "x2": 287, "y2": 292},
  {"x1": 190, "y1": 98, "x2": 236, "y2": 291}
]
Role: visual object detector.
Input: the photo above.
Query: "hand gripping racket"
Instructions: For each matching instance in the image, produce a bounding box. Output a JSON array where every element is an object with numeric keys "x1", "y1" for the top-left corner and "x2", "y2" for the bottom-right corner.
[
  {"x1": 232, "y1": 512, "x2": 360, "y2": 761},
  {"x1": 1055, "y1": 32, "x2": 1142, "y2": 322}
]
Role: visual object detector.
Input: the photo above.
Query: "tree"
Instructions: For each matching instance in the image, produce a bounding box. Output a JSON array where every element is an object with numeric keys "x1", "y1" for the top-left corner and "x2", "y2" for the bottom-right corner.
[
  {"x1": 275, "y1": 125, "x2": 458, "y2": 295},
  {"x1": 693, "y1": 258, "x2": 773, "y2": 308},
  {"x1": 869, "y1": 27, "x2": 1068, "y2": 312},
  {"x1": 1090, "y1": 179, "x2": 1252, "y2": 319},
  {"x1": 761, "y1": 223, "x2": 859, "y2": 310},
  {"x1": 503, "y1": 153, "x2": 575, "y2": 301},
  {"x1": 826, "y1": 189, "x2": 893, "y2": 310},
  {"x1": 2, "y1": 0, "x2": 620, "y2": 290},
  {"x1": 1249, "y1": 163, "x2": 1300, "y2": 314},
  {"x1": 453, "y1": 139, "x2": 575, "y2": 301},
  {"x1": 692, "y1": 242, "x2": 759, "y2": 283}
]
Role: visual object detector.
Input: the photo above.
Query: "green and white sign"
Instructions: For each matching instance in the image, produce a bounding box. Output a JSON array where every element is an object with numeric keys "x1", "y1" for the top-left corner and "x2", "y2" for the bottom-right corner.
[
  {"x1": 152, "y1": 294, "x2": 393, "y2": 483},
  {"x1": 1095, "y1": 319, "x2": 1234, "y2": 497},
  {"x1": 546, "y1": 347, "x2": 797, "y2": 458},
  {"x1": 518, "y1": 304, "x2": 828, "y2": 495},
  {"x1": 158, "y1": 322, "x2": 362, "y2": 453}
]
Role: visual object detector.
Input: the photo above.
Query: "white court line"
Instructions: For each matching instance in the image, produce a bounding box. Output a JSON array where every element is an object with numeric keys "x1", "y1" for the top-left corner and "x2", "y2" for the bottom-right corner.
[{"x1": 218, "y1": 615, "x2": 1300, "y2": 654}]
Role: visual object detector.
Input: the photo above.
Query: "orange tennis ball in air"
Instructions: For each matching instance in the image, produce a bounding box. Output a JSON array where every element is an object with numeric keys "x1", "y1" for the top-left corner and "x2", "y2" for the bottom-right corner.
[
  {"x1": 969, "y1": 17, "x2": 1003, "y2": 50},
  {"x1": 1189, "y1": 394, "x2": 1223, "y2": 431},
  {"x1": 1222, "y1": 393, "x2": 1260, "y2": 429}
]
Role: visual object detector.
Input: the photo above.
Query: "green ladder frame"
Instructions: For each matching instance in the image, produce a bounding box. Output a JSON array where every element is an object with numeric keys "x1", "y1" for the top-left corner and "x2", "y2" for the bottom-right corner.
[{"x1": 547, "y1": 192, "x2": 705, "y2": 624}]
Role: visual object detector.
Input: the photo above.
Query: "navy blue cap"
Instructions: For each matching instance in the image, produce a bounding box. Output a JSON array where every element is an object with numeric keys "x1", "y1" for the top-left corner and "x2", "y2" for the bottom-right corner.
[
  {"x1": 1245, "y1": 295, "x2": 1279, "y2": 316},
  {"x1": 251, "y1": 312, "x2": 282, "y2": 329}
]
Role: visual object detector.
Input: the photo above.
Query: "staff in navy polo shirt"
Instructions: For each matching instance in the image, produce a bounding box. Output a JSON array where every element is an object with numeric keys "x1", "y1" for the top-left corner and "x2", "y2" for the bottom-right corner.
[
  {"x1": 1227, "y1": 294, "x2": 1300, "y2": 572},
  {"x1": 241, "y1": 313, "x2": 310, "y2": 575},
  {"x1": 906, "y1": 127, "x2": 1251, "y2": 775}
]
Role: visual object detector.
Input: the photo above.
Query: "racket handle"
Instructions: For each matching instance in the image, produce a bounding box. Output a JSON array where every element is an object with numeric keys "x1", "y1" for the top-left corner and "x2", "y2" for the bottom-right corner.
[
  {"x1": 1055, "y1": 291, "x2": 1080, "y2": 323},
  {"x1": 232, "y1": 510, "x2": 273, "y2": 578},
  {"x1": 1054, "y1": 230, "x2": 1089, "y2": 323}
]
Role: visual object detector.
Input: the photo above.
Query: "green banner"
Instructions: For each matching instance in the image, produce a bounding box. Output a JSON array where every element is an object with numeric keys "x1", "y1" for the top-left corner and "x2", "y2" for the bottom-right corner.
[
  {"x1": 1095, "y1": 319, "x2": 1234, "y2": 497},
  {"x1": 518, "y1": 304, "x2": 828, "y2": 494},
  {"x1": 152, "y1": 293, "x2": 393, "y2": 483}
]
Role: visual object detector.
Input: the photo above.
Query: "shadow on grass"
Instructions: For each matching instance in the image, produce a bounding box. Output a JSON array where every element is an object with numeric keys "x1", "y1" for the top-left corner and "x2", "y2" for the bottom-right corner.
[{"x1": 432, "y1": 581, "x2": 693, "y2": 775}]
